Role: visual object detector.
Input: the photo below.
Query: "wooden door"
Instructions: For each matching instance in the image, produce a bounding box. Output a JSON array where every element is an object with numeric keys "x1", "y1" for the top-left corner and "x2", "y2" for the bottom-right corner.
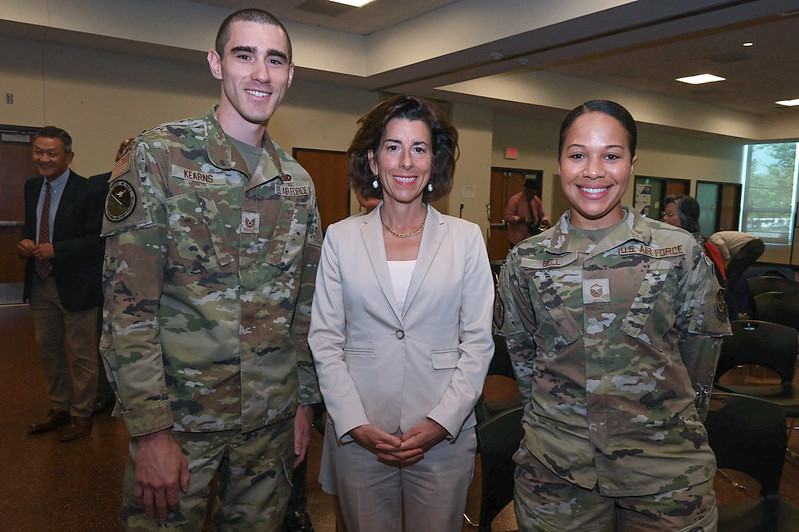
[
  {"x1": 0, "y1": 131, "x2": 36, "y2": 302},
  {"x1": 293, "y1": 149, "x2": 349, "y2": 234},
  {"x1": 488, "y1": 168, "x2": 543, "y2": 262}
]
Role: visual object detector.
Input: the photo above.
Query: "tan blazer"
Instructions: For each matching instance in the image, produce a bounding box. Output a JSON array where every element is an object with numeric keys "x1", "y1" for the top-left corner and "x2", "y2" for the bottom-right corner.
[{"x1": 309, "y1": 206, "x2": 495, "y2": 442}]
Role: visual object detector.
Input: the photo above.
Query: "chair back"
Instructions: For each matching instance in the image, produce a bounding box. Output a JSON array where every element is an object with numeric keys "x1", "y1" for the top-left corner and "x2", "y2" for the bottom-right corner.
[
  {"x1": 752, "y1": 291, "x2": 799, "y2": 329},
  {"x1": 747, "y1": 275, "x2": 798, "y2": 299},
  {"x1": 706, "y1": 393, "x2": 787, "y2": 531},
  {"x1": 715, "y1": 320, "x2": 797, "y2": 397},
  {"x1": 707, "y1": 392, "x2": 786, "y2": 494},
  {"x1": 475, "y1": 405, "x2": 524, "y2": 532}
]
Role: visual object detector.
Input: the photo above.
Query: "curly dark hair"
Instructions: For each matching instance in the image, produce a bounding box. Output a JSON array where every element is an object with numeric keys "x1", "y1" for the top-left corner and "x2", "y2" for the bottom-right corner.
[
  {"x1": 348, "y1": 95, "x2": 459, "y2": 203},
  {"x1": 664, "y1": 194, "x2": 702, "y2": 233}
]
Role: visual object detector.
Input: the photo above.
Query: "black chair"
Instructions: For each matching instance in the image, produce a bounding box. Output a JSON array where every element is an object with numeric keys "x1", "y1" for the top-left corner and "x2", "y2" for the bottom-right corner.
[
  {"x1": 706, "y1": 392, "x2": 799, "y2": 531},
  {"x1": 473, "y1": 405, "x2": 524, "y2": 532},
  {"x1": 751, "y1": 291, "x2": 799, "y2": 330},
  {"x1": 475, "y1": 335, "x2": 522, "y2": 424},
  {"x1": 714, "y1": 320, "x2": 799, "y2": 418},
  {"x1": 747, "y1": 275, "x2": 798, "y2": 301}
]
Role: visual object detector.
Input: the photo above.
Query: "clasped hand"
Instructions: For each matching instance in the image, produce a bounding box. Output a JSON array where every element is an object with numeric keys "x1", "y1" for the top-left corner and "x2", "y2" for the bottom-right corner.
[
  {"x1": 17, "y1": 239, "x2": 54, "y2": 260},
  {"x1": 350, "y1": 419, "x2": 447, "y2": 467}
]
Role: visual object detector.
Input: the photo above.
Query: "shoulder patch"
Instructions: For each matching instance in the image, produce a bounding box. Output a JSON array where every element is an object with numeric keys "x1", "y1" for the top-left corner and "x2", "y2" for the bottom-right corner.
[
  {"x1": 110, "y1": 151, "x2": 131, "y2": 180},
  {"x1": 105, "y1": 180, "x2": 136, "y2": 222}
]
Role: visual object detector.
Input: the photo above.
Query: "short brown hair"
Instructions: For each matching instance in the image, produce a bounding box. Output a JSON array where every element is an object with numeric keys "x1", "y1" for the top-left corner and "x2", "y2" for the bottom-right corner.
[
  {"x1": 349, "y1": 95, "x2": 458, "y2": 203},
  {"x1": 215, "y1": 9, "x2": 292, "y2": 62}
]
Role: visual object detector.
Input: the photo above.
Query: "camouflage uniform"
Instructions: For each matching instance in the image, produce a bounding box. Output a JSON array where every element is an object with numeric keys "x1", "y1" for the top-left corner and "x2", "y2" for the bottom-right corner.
[
  {"x1": 100, "y1": 107, "x2": 322, "y2": 531},
  {"x1": 496, "y1": 208, "x2": 730, "y2": 531}
]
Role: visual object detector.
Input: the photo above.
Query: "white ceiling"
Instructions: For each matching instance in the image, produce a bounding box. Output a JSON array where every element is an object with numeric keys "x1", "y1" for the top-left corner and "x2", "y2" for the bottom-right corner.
[
  {"x1": 2, "y1": 0, "x2": 798, "y2": 130},
  {"x1": 187, "y1": 0, "x2": 799, "y2": 119},
  {"x1": 188, "y1": 0, "x2": 460, "y2": 35}
]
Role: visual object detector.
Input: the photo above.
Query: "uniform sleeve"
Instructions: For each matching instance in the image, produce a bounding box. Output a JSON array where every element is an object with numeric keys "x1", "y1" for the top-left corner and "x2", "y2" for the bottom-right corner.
[
  {"x1": 675, "y1": 244, "x2": 731, "y2": 420},
  {"x1": 496, "y1": 249, "x2": 537, "y2": 401},
  {"x1": 426, "y1": 224, "x2": 495, "y2": 436},
  {"x1": 293, "y1": 191, "x2": 322, "y2": 406},
  {"x1": 99, "y1": 142, "x2": 173, "y2": 437},
  {"x1": 308, "y1": 226, "x2": 370, "y2": 441}
]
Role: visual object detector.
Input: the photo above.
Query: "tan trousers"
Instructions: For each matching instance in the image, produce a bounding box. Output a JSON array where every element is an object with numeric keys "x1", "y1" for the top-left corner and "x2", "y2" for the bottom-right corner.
[
  {"x1": 29, "y1": 276, "x2": 98, "y2": 418},
  {"x1": 321, "y1": 422, "x2": 477, "y2": 532}
]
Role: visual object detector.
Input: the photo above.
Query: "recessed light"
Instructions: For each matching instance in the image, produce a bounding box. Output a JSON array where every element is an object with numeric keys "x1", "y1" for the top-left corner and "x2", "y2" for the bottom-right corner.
[
  {"x1": 776, "y1": 99, "x2": 799, "y2": 107},
  {"x1": 743, "y1": 42, "x2": 754, "y2": 47},
  {"x1": 328, "y1": 0, "x2": 375, "y2": 6},
  {"x1": 676, "y1": 74, "x2": 726, "y2": 85}
]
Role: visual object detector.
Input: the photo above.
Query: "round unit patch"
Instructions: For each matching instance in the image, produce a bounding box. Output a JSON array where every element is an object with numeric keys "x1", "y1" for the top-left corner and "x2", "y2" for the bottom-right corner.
[{"x1": 105, "y1": 180, "x2": 136, "y2": 222}]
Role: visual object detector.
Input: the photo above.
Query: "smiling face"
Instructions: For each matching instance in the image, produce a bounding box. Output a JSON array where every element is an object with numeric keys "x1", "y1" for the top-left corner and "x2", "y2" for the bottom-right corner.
[
  {"x1": 368, "y1": 118, "x2": 433, "y2": 208},
  {"x1": 33, "y1": 137, "x2": 74, "y2": 182},
  {"x1": 207, "y1": 20, "x2": 294, "y2": 141},
  {"x1": 662, "y1": 201, "x2": 682, "y2": 228},
  {"x1": 558, "y1": 111, "x2": 637, "y2": 229}
]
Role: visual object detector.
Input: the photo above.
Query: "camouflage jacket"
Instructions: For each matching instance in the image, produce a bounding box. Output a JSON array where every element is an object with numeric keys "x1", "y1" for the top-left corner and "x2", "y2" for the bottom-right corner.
[
  {"x1": 100, "y1": 107, "x2": 322, "y2": 437},
  {"x1": 496, "y1": 208, "x2": 730, "y2": 496}
]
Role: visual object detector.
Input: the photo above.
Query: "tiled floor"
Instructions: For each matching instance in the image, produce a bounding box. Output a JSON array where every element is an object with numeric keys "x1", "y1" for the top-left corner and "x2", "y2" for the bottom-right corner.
[{"x1": 3, "y1": 301, "x2": 799, "y2": 531}]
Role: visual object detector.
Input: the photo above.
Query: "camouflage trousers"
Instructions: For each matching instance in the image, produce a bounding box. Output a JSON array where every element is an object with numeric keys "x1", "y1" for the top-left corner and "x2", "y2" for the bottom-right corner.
[
  {"x1": 121, "y1": 417, "x2": 295, "y2": 531},
  {"x1": 513, "y1": 444, "x2": 717, "y2": 532}
]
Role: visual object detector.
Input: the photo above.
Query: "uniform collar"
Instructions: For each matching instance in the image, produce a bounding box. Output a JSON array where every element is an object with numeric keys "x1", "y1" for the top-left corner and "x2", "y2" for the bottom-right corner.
[
  {"x1": 546, "y1": 207, "x2": 653, "y2": 254},
  {"x1": 201, "y1": 106, "x2": 283, "y2": 190}
]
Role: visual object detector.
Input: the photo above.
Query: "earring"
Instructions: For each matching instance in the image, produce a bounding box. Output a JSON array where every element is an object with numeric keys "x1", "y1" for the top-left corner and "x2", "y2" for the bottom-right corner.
[
  {"x1": 372, "y1": 176, "x2": 379, "y2": 189},
  {"x1": 427, "y1": 182, "x2": 433, "y2": 192}
]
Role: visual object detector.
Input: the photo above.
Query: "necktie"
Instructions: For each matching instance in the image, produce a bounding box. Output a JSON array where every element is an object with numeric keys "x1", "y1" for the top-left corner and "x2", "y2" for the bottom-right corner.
[{"x1": 35, "y1": 183, "x2": 52, "y2": 279}]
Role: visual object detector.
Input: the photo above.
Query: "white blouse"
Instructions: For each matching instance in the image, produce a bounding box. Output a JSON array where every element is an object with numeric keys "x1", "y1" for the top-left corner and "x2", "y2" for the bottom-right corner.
[{"x1": 387, "y1": 260, "x2": 416, "y2": 313}]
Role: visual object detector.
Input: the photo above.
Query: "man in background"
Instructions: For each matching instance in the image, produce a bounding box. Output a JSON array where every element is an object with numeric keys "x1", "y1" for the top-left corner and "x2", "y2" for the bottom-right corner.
[
  {"x1": 100, "y1": 9, "x2": 321, "y2": 530},
  {"x1": 19, "y1": 126, "x2": 105, "y2": 442},
  {"x1": 505, "y1": 178, "x2": 549, "y2": 246}
]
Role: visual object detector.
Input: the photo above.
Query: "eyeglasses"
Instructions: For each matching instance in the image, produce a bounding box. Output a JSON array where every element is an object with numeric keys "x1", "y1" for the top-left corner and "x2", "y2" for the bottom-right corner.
[{"x1": 661, "y1": 211, "x2": 678, "y2": 218}]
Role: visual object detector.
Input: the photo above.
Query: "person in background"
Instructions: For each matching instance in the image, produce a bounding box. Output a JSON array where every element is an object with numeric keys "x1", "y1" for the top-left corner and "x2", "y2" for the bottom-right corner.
[
  {"x1": 662, "y1": 194, "x2": 726, "y2": 283},
  {"x1": 355, "y1": 186, "x2": 381, "y2": 214},
  {"x1": 708, "y1": 230, "x2": 766, "y2": 319},
  {"x1": 89, "y1": 136, "x2": 135, "y2": 415},
  {"x1": 100, "y1": 9, "x2": 321, "y2": 530},
  {"x1": 90, "y1": 137, "x2": 134, "y2": 191},
  {"x1": 497, "y1": 100, "x2": 730, "y2": 531},
  {"x1": 505, "y1": 178, "x2": 550, "y2": 246},
  {"x1": 309, "y1": 95, "x2": 494, "y2": 532},
  {"x1": 19, "y1": 126, "x2": 105, "y2": 442}
]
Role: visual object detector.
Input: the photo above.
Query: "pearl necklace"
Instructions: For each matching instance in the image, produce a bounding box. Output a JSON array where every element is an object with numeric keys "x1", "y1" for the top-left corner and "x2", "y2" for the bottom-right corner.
[{"x1": 381, "y1": 214, "x2": 426, "y2": 238}]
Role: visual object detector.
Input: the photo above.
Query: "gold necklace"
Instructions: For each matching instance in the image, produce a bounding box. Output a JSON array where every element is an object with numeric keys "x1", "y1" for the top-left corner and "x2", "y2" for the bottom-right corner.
[{"x1": 381, "y1": 214, "x2": 426, "y2": 238}]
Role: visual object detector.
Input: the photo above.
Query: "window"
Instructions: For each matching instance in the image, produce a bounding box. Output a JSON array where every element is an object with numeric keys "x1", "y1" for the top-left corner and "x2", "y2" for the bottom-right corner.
[{"x1": 741, "y1": 142, "x2": 799, "y2": 245}]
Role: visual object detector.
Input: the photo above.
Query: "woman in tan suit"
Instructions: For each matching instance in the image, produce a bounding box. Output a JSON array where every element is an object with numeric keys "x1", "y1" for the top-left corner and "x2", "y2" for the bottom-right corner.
[{"x1": 308, "y1": 95, "x2": 495, "y2": 532}]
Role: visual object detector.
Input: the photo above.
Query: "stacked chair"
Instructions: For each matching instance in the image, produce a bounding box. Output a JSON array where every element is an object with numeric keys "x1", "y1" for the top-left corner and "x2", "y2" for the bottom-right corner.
[
  {"x1": 469, "y1": 335, "x2": 523, "y2": 531},
  {"x1": 706, "y1": 393, "x2": 799, "y2": 531}
]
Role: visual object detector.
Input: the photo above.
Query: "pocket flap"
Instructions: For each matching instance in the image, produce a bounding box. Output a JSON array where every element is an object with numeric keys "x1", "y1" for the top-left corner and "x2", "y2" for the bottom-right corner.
[{"x1": 431, "y1": 350, "x2": 460, "y2": 369}]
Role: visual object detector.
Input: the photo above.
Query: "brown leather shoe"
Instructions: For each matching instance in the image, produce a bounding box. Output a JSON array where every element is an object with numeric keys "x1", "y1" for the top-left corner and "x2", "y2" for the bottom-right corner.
[
  {"x1": 59, "y1": 417, "x2": 92, "y2": 442},
  {"x1": 29, "y1": 410, "x2": 70, "y2": 434}
]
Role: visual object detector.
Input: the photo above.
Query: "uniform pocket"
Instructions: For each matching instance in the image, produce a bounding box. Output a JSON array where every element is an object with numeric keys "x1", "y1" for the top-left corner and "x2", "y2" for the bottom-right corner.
[
  {"x1": 165, "y1": 192, "x2": 230, "y2": 275},
  {"x1": 265, "y1": 196, "x2": 309, "y2": 273}
]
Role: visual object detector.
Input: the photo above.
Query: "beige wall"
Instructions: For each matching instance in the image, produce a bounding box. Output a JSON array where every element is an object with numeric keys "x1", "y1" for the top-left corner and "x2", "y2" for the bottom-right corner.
[{"x1": 2, "y1": 33, "x2": 789, "y2": 262}]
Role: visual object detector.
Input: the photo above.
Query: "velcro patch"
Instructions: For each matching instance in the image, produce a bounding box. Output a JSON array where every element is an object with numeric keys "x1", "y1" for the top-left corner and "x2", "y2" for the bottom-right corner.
[
  {"x1": 110, "y1": 151, "x2": 131, "y2": 180},
  {"x1": 105, "y1": 180, "x2": 136, "y2": 223},
  {"x1": 275, "y1": 184, "x2": 310, "y2": 197},
  {"x1": 583, "y1": 278, "x2": 610, "y2": 304},
  {"x1": 619, "y1": 243, "x2": 684, "y2": 258},
  {"x1": 171, "y1": 165, "x2": 226, "y2": 185}
]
